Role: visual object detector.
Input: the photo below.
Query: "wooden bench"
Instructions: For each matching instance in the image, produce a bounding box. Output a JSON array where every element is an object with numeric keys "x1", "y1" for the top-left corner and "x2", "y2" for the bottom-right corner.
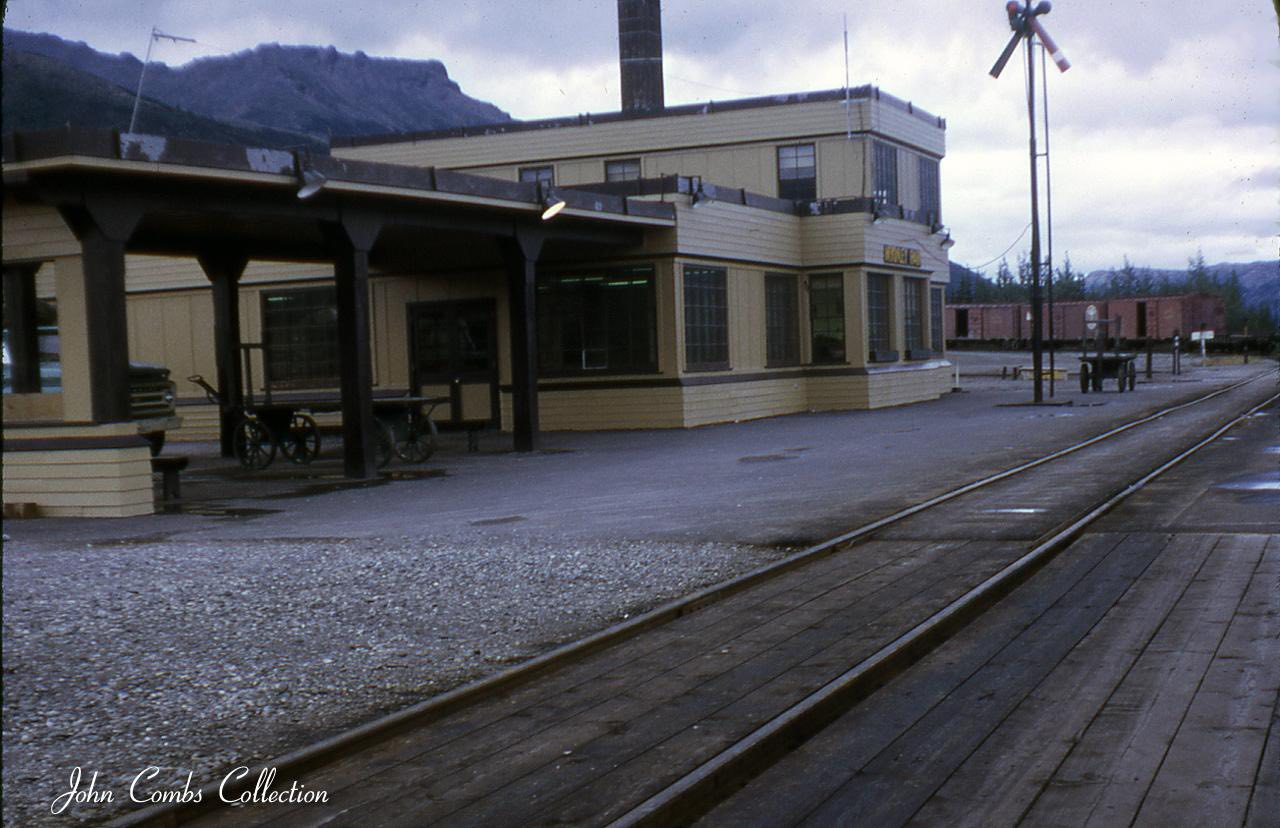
[{"x1": 151, "y1": 455, "x2": 189, "y2": 502}]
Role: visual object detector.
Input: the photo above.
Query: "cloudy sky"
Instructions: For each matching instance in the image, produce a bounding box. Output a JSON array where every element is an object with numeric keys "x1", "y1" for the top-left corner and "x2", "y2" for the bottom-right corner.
[{"x1": 5, "y1": 1, "x2": 1278, "y2": 275}]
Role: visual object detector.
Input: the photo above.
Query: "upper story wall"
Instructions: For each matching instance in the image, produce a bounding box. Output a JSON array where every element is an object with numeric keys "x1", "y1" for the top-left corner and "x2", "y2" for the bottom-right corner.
[{"x1": 334, "y1": 92, "x2": 945, "y2": 206}]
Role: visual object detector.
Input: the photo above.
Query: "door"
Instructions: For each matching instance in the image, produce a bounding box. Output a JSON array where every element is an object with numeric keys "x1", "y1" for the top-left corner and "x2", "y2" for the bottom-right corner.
[{"x1": 408, "y1": 299, "x2": 499, "y2": 427}]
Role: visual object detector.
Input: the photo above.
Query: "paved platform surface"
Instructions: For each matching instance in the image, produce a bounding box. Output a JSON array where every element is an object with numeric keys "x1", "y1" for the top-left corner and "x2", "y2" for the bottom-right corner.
[{"x1": 705, "y1": 395, "x2": 1279, "y2": 827}]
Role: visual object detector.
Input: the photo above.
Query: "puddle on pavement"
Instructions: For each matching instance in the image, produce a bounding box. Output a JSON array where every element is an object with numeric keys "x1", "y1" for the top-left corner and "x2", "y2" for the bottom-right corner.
[
  {"x1": 739, "y1": 454, "x2": 796, "y2": 463},
  {"x1": 1215, "y1": 472, "x2": 1280, "y2": 493},
  {"x1": 90, "y1": 533, "x2": 175, "y2": 546},
  {"x1": 983, "y1": 507, "x2": 1046, "y2": 514},
  {"x1": 162, "y1": 505, "x2": 280, "y2": 518},
  {"x1": 470, "y1": 515, "x2": 527, "y2": 526}
]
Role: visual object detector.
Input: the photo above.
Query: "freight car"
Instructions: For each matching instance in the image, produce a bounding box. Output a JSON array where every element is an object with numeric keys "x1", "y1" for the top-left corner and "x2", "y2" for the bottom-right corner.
[{"x1": 945, "y1": 294, "x2": 1225, "y2": 346}]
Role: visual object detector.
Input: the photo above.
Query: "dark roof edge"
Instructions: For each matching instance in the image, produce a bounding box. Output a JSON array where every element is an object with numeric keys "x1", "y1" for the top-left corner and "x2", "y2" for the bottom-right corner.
[{"x1": 332, "y1": 86, "x2": 946, "y2": 149}]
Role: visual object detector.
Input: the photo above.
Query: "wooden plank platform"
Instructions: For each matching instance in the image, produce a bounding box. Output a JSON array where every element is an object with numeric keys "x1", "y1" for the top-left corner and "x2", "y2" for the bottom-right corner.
[{"x1": 701, "y1": 532, "x2": 1279, "y2": 827}]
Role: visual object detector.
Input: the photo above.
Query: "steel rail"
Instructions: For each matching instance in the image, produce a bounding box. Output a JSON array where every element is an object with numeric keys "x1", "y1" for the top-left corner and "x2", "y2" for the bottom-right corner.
[
  {"x1": 112, "y1": 372, "x2": 1271, "y2": 827},
  {"x1": 612, "y1": 388, "x2": 1280, "y2": 827}
]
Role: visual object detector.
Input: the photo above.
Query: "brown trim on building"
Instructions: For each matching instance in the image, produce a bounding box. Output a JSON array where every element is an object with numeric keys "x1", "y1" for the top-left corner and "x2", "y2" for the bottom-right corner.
[
  {"x1": 332, "y1": 85, "x2": 945, "y2": 148},
  {"x1": 3, "y1": 434, "x2": 150, "y2": 452}
]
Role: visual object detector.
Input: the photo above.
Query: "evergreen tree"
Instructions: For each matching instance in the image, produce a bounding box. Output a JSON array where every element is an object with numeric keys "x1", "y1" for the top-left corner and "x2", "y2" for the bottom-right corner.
[{"x1": 1054, "y1": 254, "x2": 1086, "y2": 300}]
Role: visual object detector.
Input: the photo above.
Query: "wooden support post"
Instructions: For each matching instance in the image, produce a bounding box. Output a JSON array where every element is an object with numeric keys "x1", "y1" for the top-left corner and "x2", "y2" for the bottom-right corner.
[
  {"x1": 198, "y1": 253, "x2": 248, "y2": 457},
  {"x1": 501, "y1": 227, "x2": 544, "y2": 453},
  {"x1": 78, "y1": 228, "x2": 132, "y2": 422},
  {"x1": 56, "y1": 200, "x2": 141, "y2": 423},
  {"x1": 3, "y1": 263, "x2": 43, "y2": 393},
  {"x1": 324, "y1": 215, "x2": 380, "y2": 479}
]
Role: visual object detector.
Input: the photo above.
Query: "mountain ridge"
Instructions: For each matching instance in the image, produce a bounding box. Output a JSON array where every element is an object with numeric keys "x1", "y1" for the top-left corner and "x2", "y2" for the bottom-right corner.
[{"x1": 2, "y1": 28, "x2": 511, "y2": 144}]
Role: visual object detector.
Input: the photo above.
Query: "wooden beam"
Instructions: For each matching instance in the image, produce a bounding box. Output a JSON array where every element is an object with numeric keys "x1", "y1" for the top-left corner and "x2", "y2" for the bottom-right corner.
[
  {"x1": 3, "y1": 263, "x2": 43, "y2": 393},
  {"x1": 501, "y1": 226, "x2": 545, "y2": 452},
  {"x1": 324, "y1": 216, "x2": 381, "y2": 478},
  {"x1": 197, "y1": 252, "x2": 248, "y2": 458}
]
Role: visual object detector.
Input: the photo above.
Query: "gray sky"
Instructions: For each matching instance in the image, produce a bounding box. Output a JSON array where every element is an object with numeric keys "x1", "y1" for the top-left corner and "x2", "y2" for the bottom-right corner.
[{"x1": 5, "y1": 1, "x2": 1278, "y2": 274}]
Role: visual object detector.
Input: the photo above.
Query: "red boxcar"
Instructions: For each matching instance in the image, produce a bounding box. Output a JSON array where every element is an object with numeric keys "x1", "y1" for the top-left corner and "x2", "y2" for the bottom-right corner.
[{"x1": 946, "y1": 294, "x2": 1225, "y2": 343}]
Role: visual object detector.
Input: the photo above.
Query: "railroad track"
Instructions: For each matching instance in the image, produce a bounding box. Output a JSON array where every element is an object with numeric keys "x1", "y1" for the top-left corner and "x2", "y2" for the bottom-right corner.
[{"x1": 116, "y1": 373, "x2": 1278, "y2": 828}]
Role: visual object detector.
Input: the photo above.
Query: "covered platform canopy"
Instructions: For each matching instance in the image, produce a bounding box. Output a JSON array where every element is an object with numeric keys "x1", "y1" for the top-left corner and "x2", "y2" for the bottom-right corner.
[{"x1": 2, "y1": 128, "x2": 675, "y2": 478}]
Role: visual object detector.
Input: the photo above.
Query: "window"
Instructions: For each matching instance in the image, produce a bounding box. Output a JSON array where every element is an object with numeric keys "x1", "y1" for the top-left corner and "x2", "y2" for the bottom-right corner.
[
  {"x1": 931, "y1": 288, "x2": 945, "y2": 352},
  {"x1": 919, "y1": 157, "x2": 940, "y2": 224},
  {"x1": 519, "y1": 165, "x2": 554, "y2": 185},
  {"x1": 808, "y1": 274, "x2": 845, "y2": 364},
  {"x1": 904, "y1": 278, "x2": 926, "y2": 354},
  {"x1": 765, "y1": 273, "x2": 800, "y2": 366},
  {"x1": 873, "y1": 141, "x2": 899, "y2": 206},
  {"x1": 536, "y1": 267, "x2": 656, "y2": 374},
  {"x1": 262, "y1": 286, "x2": 339, "y2": 388},
  {"x1": 605, "y1": 158, "x2": 641, "y2": 182},
  {"x1": 777, "y1": 143, "x2": 816, "y2": 201},
  {"x1": 867, "y1": 273, "x2": 895, "y2": 360},
  {"x1": 683, "y1": 265, "x2": 728, "y2": 370}
]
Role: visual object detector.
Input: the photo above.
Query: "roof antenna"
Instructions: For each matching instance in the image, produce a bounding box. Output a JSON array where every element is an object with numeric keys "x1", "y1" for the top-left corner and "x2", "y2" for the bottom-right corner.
[
  {"x1": 129, "y1": 25, "x2": 196, "y2": 133},
  {"x1": 843, "y1": 13, "x2": 852, "y2": 140}
]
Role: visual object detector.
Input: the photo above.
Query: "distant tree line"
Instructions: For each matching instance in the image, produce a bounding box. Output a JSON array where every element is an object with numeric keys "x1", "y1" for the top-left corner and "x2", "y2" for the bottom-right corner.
[{"x1": 948, "y1": 252, "x2": 1275, "y2": 336}]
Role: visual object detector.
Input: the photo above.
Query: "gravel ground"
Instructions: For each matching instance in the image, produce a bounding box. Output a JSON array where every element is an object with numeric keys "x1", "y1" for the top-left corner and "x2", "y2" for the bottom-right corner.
[{"x1": 2, "y1": 533, "x2": 785, "y2": 826}]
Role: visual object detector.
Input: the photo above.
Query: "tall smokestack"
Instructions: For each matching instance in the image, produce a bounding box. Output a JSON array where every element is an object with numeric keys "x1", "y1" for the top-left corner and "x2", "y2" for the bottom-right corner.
[{"x1": 617, "y1": 0, "x2": 665, "y2": 114}]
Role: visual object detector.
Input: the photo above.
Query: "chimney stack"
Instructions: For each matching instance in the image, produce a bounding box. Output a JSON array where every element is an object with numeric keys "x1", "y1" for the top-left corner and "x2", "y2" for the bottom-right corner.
[{"x1": 617, "y1": 0, "x2": 664, "y2": 114}]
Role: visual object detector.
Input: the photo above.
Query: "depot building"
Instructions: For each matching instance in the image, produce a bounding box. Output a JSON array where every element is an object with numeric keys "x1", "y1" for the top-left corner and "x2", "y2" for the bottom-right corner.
[{"x1": 1, "y1": 0, "x2": 952, "y2": 517}]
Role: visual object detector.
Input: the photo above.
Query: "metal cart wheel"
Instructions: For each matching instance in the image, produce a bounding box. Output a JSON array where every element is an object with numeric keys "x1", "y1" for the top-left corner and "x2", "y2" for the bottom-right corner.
[
  {"x1": 234, "y1": 417, "x2": 276, "y2": 470},
  {"x1": 1079, "y1": 362, "x2": 1090, "y2": 394},
  {"x1": 396, "y1": 417, "x2": 438, "y2": 463},
  {"x1": 280, "y1": 413, "x2": 322, "y2": 465},
  {"x1": 375, "y1": 420, "x2": 395, "y2": 469}
]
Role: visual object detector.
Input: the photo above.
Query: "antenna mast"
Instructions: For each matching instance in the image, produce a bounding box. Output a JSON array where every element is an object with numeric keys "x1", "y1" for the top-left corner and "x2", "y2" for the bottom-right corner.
[
  {"x1": 129, "y1": 26, "x2": 197, "y2": 133},
  {"x1": 844, "y1": 13, "x2": 852, "y2": 140}
]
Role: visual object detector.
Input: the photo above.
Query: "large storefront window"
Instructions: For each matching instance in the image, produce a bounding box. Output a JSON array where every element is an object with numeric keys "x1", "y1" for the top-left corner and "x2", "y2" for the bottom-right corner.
[
  {"x1": 931, "y1": 288, "x2": 945, "y2": 352},
  {"x1": 536, "y1": 267, "x2": 657, "y2": 374},
  {"x1": 262, "y1": 286, "x2": 339, "y2": 388},
  {"x1": 808, "y1": 273, "x2": 845, "y2": 364},
  {"x1": 867, "y1": 273, "x2": 895, "y2": 361},
  {"x1": 683, "y1": 265, "x2": 728, "y2": 370},
  {"x1": 765, "y1": 273, "x2": 800, "y2": 367},
  {"x1": 904, "y1": 278, "x2": 926, "y2": 354}
]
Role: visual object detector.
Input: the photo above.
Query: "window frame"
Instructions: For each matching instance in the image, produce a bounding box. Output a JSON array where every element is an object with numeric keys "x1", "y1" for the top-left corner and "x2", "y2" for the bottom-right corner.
[
  {"x1": 682, "y1": 265, "x2": 730, "y2": 372},
  {"x1": 807, "y1": 273, "x2": 846, "y2": 365},
  {"x1": 903, "y1": 277, "x2": 927, "y2": 357},
  {"x1": 873, "y1": 141, "x2": 899, "y2": 206},
  {"x1": 866, "y1": 272, "x2": 897, "y2": 362},
  {"x1": 260, "y1": 285, "x2": 340, "y2": 389},
  {"x1": 776, "y1": 143, "x2": 817, "y2": 201},
  {"x1": 930, "y1": 287, "x2": 945, "y2": 353},
  {"x1": 918, "y1": 156, "x2": 941, "y2": 224},
  {"x1": 605, "y1": 158, "x2": 642, "y2": 182},
  {"x1": 765, "y1": 273, "x2": 801, "y2": 367},
  {"x1": 519, "y1": 165, "x2": 554, "y2": 185},
  {"x1": 535, "y1": 266, "x2": 658, "y2": 377}
]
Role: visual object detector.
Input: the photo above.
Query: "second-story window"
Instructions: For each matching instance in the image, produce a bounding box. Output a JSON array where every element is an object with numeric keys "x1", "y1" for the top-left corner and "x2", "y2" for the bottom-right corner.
[
  {"x1": 873, "y1": 141, "x2": 899, "y2": 206},
  {"x1": 519, "y1": 165, "x2": 554, "y2": 185},
  {"x1": 605, "y1": 158, "x2": 641, "y2": 182},
  {"x1": 919, "y1": 157, "x2": 940, "y2": 223},
  {"x1": 777, "y1": 143, "x2": 816, "y2": 201}
]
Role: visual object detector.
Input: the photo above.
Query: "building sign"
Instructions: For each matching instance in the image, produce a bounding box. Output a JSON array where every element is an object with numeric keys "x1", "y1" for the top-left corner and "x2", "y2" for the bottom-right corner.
[{"x1": 882, "y1": 245, "x2": 922, "y2": 268}]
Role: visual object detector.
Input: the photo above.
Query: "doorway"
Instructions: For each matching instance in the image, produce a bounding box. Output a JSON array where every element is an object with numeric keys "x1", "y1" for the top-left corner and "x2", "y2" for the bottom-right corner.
[{"x1": 408, "y1": 299, "x2": 499, "y2": 427}]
